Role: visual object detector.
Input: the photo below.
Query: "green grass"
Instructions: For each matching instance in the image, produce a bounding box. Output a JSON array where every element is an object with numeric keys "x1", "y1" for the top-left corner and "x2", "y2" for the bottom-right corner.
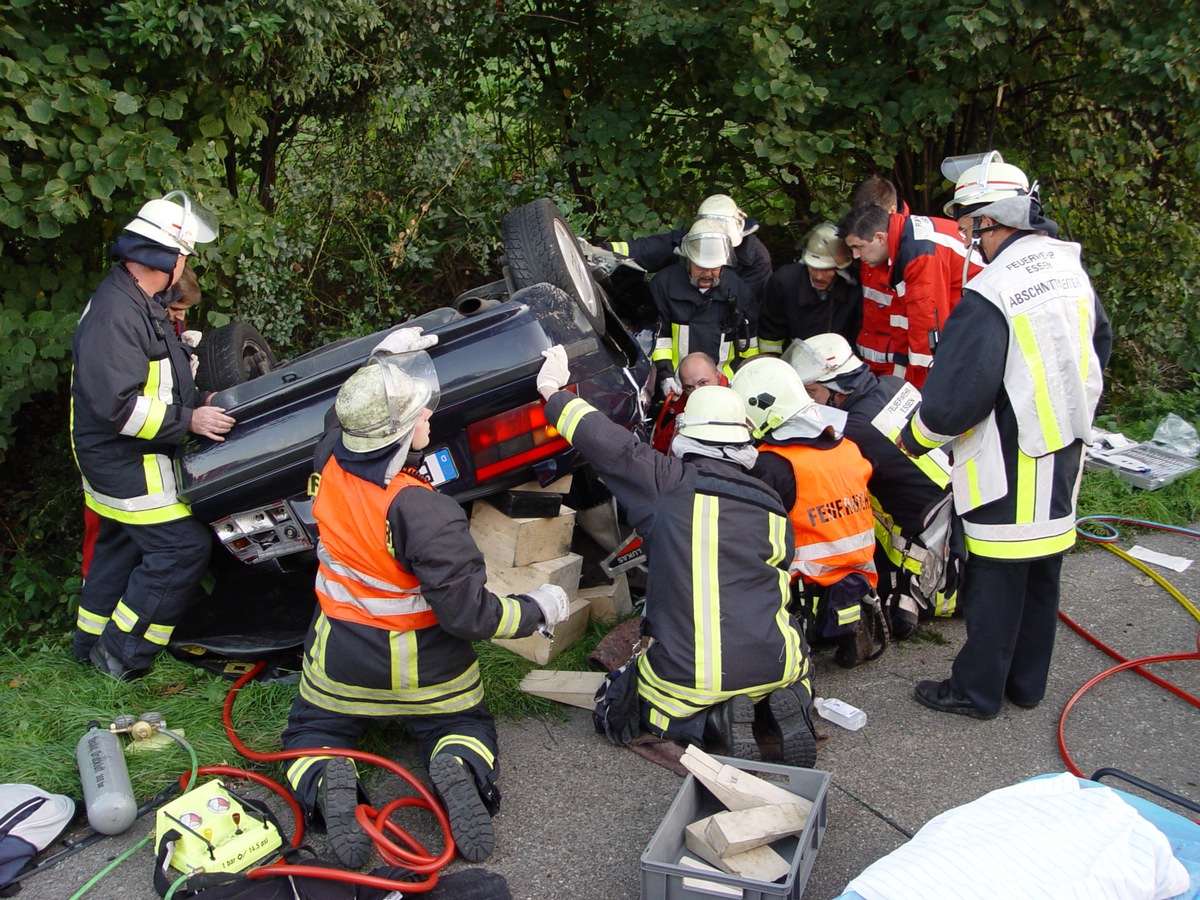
[
  {"x1": 0, "y1": 616, "x2": 628, "y2": 802},
  {"x1": 1077, "y1": 469, "x2": 1200, "y2": 532}
]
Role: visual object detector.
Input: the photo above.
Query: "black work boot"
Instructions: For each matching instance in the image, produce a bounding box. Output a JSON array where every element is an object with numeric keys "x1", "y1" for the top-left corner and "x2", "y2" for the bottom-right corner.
[
  {"x1": 702, "y1": 695, "x2": 760, "y2": 761},
  {"x1": 765, "y1": 688, "x2": 818, "y2": 768},
  {"x1": 430, "y1": 754, "x2": 495, "y2": 863},
  {"x1": 318, "y1": 757, "x2": 371, "y2": 869},
  {"x1": 88, "y1": 643, "x2": 149, "y2": 681}
]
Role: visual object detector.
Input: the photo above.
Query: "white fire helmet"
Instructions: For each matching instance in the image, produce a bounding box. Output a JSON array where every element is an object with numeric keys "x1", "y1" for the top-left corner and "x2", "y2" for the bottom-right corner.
[
  {"x1": 674, "y1": 385, "x2": 752, "y2": 444},
  {"x1": 783, "y1": 333, "x2": 862, "y2": 386},
  {"x1": 730, "y1": 357, "x2": 816, "y2": 439},
  {"x1": 123, "y1": 191, "x2": 218, "y2": 256},
  {"x1": 336, "y1": 352, "x2": 440, "y2": 454},
  {"x1": 677, "y1": 218, "x2": 736, "y2": 269}
]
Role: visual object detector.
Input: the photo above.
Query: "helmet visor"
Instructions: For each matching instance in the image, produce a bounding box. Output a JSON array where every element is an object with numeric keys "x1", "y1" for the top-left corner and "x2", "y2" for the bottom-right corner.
[
  {"x1": 679, "y1": 231, "x2": 735, "y2": 269},
  {"x1": 159, "y1": 191, "x2": 219, "y2": 254}
]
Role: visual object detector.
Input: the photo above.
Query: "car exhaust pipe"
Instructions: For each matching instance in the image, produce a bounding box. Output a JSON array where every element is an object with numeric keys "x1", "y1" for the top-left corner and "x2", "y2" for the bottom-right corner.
[{"x1": 455, "y1": 294, "x2": 504, "y2": 316}]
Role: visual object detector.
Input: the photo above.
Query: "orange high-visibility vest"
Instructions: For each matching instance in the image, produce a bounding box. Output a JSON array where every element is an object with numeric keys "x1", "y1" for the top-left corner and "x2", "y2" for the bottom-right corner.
[
  {"x1": 760, "y1": 441, "x2": 877, "y2": 588},
  {"x1": 312, "y1": 458, "x2": 439, "y2": 632}
]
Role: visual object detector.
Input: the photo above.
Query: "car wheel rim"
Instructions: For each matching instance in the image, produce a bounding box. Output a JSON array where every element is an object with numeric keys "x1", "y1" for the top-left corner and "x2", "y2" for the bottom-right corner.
[{"x1": 554, "y1": 219, "x2": 601, "y2": 317}]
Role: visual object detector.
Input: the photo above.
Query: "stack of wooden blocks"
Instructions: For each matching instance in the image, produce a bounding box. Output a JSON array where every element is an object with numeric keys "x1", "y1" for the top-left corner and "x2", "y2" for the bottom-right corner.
[
  {"x1": 470, "y1": 477, "x2": 632, "y2": 664},
  {"x1": 676, "y1": 747, "x2": 814, "y2": 890}
]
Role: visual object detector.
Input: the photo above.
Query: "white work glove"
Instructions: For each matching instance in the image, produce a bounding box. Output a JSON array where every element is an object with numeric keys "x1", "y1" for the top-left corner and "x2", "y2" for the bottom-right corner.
[
  {"x1": 180, "y1": 330, "x2": 202, "y2": 349},
  {"x1": 537, "y1": 345, "x2": 570, "y2": 400},
  {"x1": 373, "y1": 326, "x2": 438, "y2": 356},
  {"x1": 525, "y1": 583, "x2": 570, "y2": 636},
  {"x1": 660, "y1": 376, "x2": 682, "y2": 399}
]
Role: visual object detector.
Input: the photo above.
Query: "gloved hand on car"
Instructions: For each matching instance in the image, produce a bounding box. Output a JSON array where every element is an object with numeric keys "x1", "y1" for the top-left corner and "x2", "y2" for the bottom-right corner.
[
  {"x1": 537, "y1": 345, "x2": 570, "y2": 400},
  {"x1": 373, "y1": 326, "x2": 438, "y2": 356},
  {"x1": 523, "y1": 583, "x2": 570, "y2": 635}
]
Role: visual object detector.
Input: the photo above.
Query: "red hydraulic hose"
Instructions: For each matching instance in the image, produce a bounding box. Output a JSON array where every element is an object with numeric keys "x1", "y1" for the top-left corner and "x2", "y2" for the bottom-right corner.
[
  {"x1": 1057, "y1": 516, "x2": 1200, "y2": 783},
  {"x1": 179, "y1": 661, "x2": 456, "y2": 892}
]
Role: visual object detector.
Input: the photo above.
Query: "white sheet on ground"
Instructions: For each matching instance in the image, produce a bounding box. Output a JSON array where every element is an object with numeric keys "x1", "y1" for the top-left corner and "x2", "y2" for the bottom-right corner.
[{"x1": 844, "y1": 772, "x2": 1190, "y2": 900}]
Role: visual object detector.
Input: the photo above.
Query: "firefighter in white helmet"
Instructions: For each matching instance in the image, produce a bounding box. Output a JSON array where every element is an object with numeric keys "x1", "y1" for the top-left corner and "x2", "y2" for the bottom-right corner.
[
  {"x1": 537, "y1": 345, "x2": 817, "y2": 766},
  {"x1": 649, "y1": 217, "x2": 760, "y2": 397},
  {"x1": 595, "y1": 193, "x2": 774, "y2": 313},
  {"x1": 730, "y1": 356, "x2": 886, "y2": 669},
  {"x1": 70, "y1": 192, "x2": 232, "y2": 681},
  {"x1": 281, "y1": 336, "x2": 570, "y2": 867},
  {"x1": 760, "y1": 223, "x2": 861, "y2": 355},
  {"x1": 897, "y1": 153, "x2": 1112, "y2": 719},
  {"x1": 786, "y1": 334, "x2": 961, "y2": 638}
]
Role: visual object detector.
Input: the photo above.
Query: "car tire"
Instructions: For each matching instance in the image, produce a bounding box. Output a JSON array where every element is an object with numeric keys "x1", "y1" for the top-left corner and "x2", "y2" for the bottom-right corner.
[
  {"x1": 194, "y1": 322, "x2": 277, "y2": 392},
  {"x1": 501, "y1": 199, "x2": 607, "y2": 337}
]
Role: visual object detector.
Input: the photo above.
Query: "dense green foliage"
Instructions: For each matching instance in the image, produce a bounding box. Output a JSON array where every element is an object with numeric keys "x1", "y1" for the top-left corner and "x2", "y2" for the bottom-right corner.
[{"x1": 2, "y1": 0, "x2": 1198, "y2": 642}]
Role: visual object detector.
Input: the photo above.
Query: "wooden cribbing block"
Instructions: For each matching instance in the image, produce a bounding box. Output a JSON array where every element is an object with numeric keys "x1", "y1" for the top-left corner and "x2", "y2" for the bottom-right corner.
[
  {"x1": 576, "y1": 573, "x2": 632, "y2": 622},
  {"x1": 484, "y1": 552, "x2": 582, "y2": 599},
  {"x1": 519, "y1": 669, "x2": 606, "y2": 710},
  {"x1": 470, "y1": 500, "x2": 576, "y2": 567},
  {"x1": 492, "y1": 597, "x2": 589, "y2": 665},
  {"x1": 681, "y1": 746, "x2": 803, "y2": 811},
  {"x1": 702, "y1": 803, "x2": 811, "y2": 856},
  {"x1": 678, "y1": 856, "x2": 742, "y2": 898},
  {"x1": 684, "y1": 816, "x2": 790, "y2": 882}
]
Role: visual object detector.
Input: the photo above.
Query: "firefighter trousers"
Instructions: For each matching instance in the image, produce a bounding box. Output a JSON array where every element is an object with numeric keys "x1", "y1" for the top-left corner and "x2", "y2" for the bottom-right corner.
[
  {"x1": 72, "y1": 514, "x2": 211, "y2": 670},
  {"x1": 281, "y1": 695, "x2": 501, "y2": 819},
  {"x1": 949, "y1": 554, "x2": 1064, "y2": 716}
]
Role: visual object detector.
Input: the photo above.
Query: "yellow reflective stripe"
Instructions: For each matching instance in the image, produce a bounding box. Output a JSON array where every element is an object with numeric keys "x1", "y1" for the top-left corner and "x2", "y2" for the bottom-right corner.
[
  {"x1": 286, "y1": 752, "x2": 335, "y2": 791},
  {"x1": 555, "y1": 397, "x2": 594, "y2": 443},
  {"x1": 83, "y1": 494, "x2": 192, "y2": 525},
  {"x1": 143, "y1": 454, "x2": 165, "y2": 495},
  {"x1": 134, "y1": 399, "x2": 168, "y2": 440},
  {"x1": 911, "y1": 411, "x2": 951, "y2": 449},
  {"x1": 965, "y1": 528, "x2": 1076, "y2": 559},
  {"x1": 836, "y1": 605, "x2": 861, "y2": 626},
  {"x1": 143, "y1": 622, "x2": 173, "y2": 646},
  {"x1": 1016, "y1": 450, "x2": 1036, "y2": 524},
  {"x1": 760, "y1": 338, "x2": 784, "y2": 355},
  {"x1": 1011, "y1": 313, "x2": 1063, "y2": 451},
  {"x1": 76, "y1": 607, "x2": 108, "y2": 635},
  {"x1": 432, "y1": 734, "x2": 495, "y2": 769},
  {"x1": 648, "y1": 708, "x2": 669, "y2": 731},
  {"x1": 885, "y1": 425, "x2": 951, "y2": 487},
  {"x1": 493, "y1": 595, "x2": 523, "y2": 638},
  {"x1": 964, "y1": 455, "x2": 983, "y2": 509},
  {"x1": 112, "y1": 600, "x2": 138, "y2": 634},
  {"x1": 1077, "y1": 295, "x2": 1092, "y2": 391},
  {"x1": 611, "y1": 241, "x2": 630, "y2": 256},
  {"x1": 691, "y1": 492, "x2": 722, "y2": 694},
  {"x1": 396, "y1": 629, "x2": 418, "y2": 692}
]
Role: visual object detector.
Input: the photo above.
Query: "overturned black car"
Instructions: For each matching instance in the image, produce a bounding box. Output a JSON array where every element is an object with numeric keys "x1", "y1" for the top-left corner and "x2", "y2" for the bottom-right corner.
[{"x1": 176, "y1": 199, "x2": 653, "y2": 578}]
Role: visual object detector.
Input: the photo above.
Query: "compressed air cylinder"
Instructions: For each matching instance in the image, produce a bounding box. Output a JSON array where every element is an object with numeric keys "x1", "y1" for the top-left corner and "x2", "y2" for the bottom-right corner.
[{"x1": 76, "y1": 720, "x2": 137, "y2": 835}]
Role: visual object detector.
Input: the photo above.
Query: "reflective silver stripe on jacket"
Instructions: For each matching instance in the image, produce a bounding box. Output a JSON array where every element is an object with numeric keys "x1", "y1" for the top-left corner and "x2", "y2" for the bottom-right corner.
[
  {"x1": 791, "y1": 530, "x2": 876, "y2": 563},
  {"x1": 862, "y1": 286, "x2": 892, "y2": 305},
  {"x1": 82, "y1": 464, "x2": 179, "y2": 511},
  {"x1": 316, "y1": 544, "x2": 432, "y2": 618}
]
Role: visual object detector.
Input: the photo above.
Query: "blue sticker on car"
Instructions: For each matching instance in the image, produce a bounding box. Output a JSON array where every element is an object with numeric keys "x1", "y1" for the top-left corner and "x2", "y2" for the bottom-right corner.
[{"x1": 422, "y1": 447, "x2": 459, "y2": 486}]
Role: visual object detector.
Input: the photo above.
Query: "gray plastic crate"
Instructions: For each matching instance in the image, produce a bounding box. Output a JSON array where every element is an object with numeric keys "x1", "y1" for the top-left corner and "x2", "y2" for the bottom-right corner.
[{"x1": 641, "y1": 757, "x2": 830, "y2": 900}]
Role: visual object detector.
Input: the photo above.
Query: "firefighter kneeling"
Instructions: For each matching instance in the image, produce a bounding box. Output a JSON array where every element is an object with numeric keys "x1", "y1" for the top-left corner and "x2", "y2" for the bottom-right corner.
[
  {"x1": 281, "y1": 331, "x2": 569, "y2": 867},
  {"x1": 731, "y1": 357, "x2": 886, "y2": 669}
]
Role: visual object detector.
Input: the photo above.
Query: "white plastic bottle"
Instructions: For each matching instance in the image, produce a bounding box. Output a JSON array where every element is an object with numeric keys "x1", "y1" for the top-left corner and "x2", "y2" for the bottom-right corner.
[{"x1": 813, "y1": 697, "x2": 867, "y2": 731}]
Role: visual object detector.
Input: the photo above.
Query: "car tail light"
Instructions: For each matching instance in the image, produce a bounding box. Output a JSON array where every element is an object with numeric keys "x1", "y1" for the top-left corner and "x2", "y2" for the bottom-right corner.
[{"x1": 467, "y1": 396, "x2": 571, "y2": 483}]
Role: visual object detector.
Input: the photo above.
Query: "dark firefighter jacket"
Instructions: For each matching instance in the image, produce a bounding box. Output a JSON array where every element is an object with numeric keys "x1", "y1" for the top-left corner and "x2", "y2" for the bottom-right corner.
[
  {"x1": 70, "y1": 264, "x2": 199, "y2": 525},
  {"x1": 608, "y1": 228, "x2": 773, "y2": 302},
  {"x1": 298, "y1": 439, "x2": 543, "y2": 718},
  {"x1": 650, "y1": 264, "x2": 759, "y2": 380},
  {"x1": 545, "y1": 392, "x2": 811, "y2": 735},
  {"x1": 759, "y1": 264, "x2": 863, "y2": 354}
]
